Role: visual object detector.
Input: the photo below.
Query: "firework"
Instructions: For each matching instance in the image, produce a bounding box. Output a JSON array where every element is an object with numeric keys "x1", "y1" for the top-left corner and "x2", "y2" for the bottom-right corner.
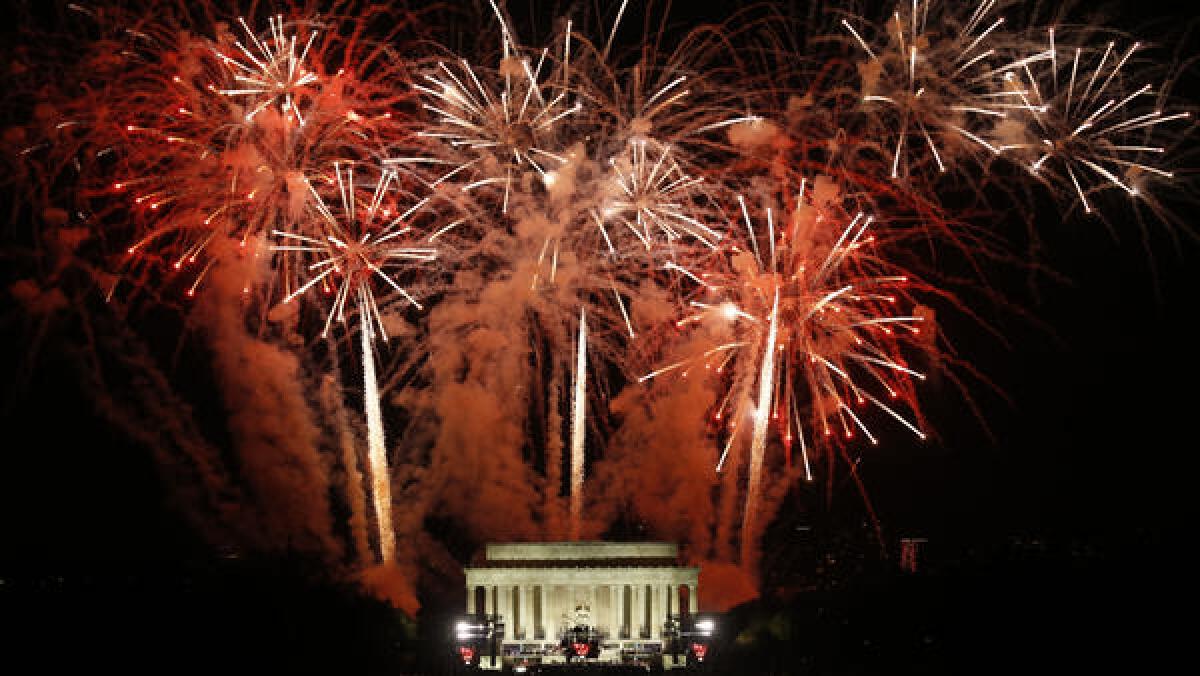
[
  {"x1": 599, "y1": 139, "x2": 722, "y2": 250},
  {"x1": 643, "y1": 179, "x2": 931, "y2": 566},
  {"x1": 215, "y1": 15, "x2": 320, "y2": 125},
  {"x1": 842, "y1": 0, "x2": 1018, "y2": 179},
  {"x1": 104, "y1": 9, "x2": 416, "y2": 302},
  {"x1": 994, "y1": 31, "x2": 1190, "y2": 215},
  {"x1": 412, "y1": 6, "x2": 581, "y2": 214},
  {"x1": 272, "y1": 162, "x2": 439, "y2": 563},
  {"x1": 7, "y1": 0, "x2": 1197, "y2": 587},
  {"x1": 406, "y1": 1, "x2": 738, "y2": 540},
  {"x1": 273, "y1": 163, "x2": 437, "y2": 337}
]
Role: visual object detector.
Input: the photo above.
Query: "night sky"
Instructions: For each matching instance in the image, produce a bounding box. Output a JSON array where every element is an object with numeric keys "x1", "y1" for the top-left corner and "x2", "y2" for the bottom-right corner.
[
  {"x1": 1, "y1": 0, "x2": 1196, "y2": 673},
  {"x1": 3, "y1": 0, "x2": 1192, "y2": 566}
]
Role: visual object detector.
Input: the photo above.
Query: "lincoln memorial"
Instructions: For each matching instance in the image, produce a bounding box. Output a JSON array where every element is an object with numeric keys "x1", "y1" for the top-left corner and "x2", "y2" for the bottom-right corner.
[{"x1": 461, "y1": 541, "x2": 702, "y2": 668}]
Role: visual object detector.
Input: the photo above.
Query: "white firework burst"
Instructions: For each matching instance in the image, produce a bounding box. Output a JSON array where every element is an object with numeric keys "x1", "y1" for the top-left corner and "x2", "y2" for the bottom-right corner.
[
  {"x1": 843, "y1": 0, "x2": 1018, "y2": 178},
  {"x1": 997, "y1": 33, "x2": 1190, "y2": 214},
  {"x1": 597, "y1": 139, "x2": 721, "y2": 251},
  {"x1": 414, "y1": 47, "x2": 581, "y2": 212},
  {"x1": 215, "y1": 15, "x2": 320, "y2": 124},
  {"x1": 273, "y1": 163, "x2": 437, "y2": 340}
]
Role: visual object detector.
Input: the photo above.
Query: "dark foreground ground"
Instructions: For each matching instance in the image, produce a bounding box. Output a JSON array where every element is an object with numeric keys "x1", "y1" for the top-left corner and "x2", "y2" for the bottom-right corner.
[{"x1": 1, "y1": 531, "x2": 1180, "y2": 676}]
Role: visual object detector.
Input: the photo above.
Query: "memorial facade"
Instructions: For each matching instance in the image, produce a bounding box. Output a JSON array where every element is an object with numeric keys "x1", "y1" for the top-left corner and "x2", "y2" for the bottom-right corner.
[{"x1": 462, "y1": 541, "x2": 700, "y2": 667}]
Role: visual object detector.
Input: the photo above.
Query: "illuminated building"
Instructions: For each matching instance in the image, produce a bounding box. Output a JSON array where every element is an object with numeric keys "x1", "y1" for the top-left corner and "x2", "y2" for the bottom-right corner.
[{"x1": 456, "y1": 541, "x2": 713, "y2": 670}]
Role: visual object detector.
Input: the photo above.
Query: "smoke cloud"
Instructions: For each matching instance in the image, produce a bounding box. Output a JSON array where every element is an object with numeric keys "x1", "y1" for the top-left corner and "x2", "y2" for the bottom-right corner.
[{"x1": 198, "y1": 238, "x2": 341, "y2": 561}]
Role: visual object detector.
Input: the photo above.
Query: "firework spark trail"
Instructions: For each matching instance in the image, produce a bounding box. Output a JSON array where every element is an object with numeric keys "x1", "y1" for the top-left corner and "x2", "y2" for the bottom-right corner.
[
  {"x1": 741, "y1": 285, "x2": 778, "y2": 570},
  {"x1": 360, "y1": 304, "x2": 395, "y2": 563},
  {"x1": 569, "y1": 309, "x2": 588, "y2": 540}
]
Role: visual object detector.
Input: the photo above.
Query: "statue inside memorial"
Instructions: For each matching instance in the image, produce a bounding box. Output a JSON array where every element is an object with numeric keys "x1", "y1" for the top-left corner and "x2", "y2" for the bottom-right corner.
[{"x1": 570, "y1": 602, "x2": 592, "y2": 629}]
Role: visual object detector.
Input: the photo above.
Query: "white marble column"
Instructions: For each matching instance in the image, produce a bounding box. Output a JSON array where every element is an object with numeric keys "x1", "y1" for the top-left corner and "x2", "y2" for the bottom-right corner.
[
  {"x1": 609, "y1": 585, "x2": 619, "y2": 638},
  {"x1": 651, "y1": 585, "x2": 662, "y2": 639},
  {"x1": 466, "y1": 585, "x2": 474, "y2": 614},
  {"x1": 689, "y1": 583, "x2": 698, "y2": 614},
  {"x1": 672, "y1": 584, "x2": 681, "y2": 620},
  {"x1": 631, "y1": 584, "x2": 642, "y2": 637},
  {"x1": 485, "y1": 585, "x2": 495, "y2": 617},
  {"x1": 539, "y1": 585, "x2": 548, "y2": 640}
]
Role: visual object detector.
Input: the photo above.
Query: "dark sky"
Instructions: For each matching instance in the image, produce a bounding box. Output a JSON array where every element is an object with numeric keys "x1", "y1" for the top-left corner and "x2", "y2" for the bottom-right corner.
[{"x1": 1, "y1": 0, "x2": 1196, "y2": 575}]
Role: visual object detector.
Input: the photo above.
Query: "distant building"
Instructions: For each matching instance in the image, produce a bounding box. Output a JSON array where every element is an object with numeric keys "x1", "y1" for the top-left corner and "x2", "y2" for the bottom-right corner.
[
  {"x1": 457, "y1": 541, "x2": 711, "y2": 670},
  {"x1": 900, "y1": 537, "x2": 928, "y2": 573}
]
